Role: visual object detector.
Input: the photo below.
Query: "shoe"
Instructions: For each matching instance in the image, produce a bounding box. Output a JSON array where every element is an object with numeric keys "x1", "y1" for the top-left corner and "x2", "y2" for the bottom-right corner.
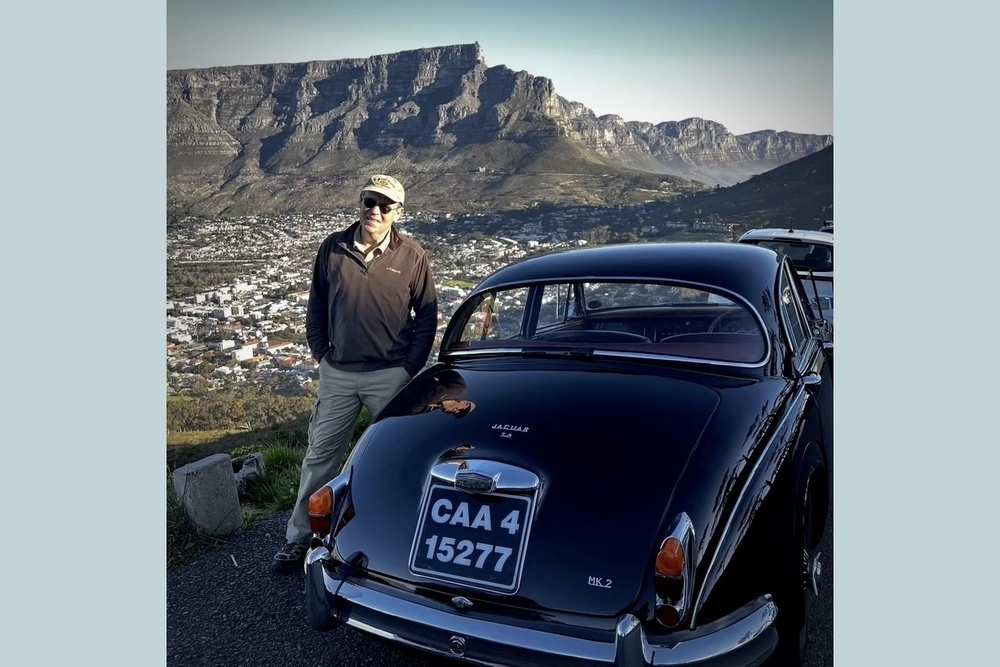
[{"x1": 271, "y1": 540, "x2": 308, "y2": 573}]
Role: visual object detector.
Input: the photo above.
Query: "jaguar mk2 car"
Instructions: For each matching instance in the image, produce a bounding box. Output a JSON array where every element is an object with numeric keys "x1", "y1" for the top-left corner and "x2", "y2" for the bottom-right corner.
[{"x1": 303, "y1": 242, "x2": 833, "y2": 667}]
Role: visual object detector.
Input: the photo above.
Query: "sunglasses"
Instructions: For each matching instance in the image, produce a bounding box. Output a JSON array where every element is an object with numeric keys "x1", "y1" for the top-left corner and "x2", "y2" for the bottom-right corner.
[{"x1": 362, "y1": 197, "x2": 401, "y2": 214}]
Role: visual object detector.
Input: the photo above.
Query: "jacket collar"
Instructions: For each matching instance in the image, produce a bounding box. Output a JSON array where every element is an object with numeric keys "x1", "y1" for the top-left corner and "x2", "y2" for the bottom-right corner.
[{"x1": 337, "y1": 221, "x2": 402, "y2": 251}]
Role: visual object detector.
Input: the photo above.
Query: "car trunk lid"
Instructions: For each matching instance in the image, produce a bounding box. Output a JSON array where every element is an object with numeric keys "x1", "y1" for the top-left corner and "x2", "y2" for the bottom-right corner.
[{"x1": 336, "y1": 363, "x2": 720, "y2": 617}]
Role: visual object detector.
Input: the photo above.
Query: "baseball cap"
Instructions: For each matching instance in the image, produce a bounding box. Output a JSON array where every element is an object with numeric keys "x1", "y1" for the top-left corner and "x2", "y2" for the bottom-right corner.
[{"x1": 361, "y1": 174, "x2": 405, "y2": 204}]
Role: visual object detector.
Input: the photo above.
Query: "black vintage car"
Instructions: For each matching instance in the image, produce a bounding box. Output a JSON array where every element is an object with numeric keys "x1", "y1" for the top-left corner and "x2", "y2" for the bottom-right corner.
[{"x1": 303, "y1": 242, "x2": 833, "y2": 667}]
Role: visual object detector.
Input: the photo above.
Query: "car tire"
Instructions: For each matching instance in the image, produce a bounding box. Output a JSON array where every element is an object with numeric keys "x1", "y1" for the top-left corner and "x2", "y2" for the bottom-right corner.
[{"x1": 766, "y1": 441, "x2": 827, "y2": 667}]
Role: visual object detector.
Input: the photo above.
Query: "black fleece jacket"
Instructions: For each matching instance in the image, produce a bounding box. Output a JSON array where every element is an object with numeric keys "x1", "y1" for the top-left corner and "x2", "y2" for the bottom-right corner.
[{"x1": 305, "y1": 222, "x2": 438, "y2": 376}]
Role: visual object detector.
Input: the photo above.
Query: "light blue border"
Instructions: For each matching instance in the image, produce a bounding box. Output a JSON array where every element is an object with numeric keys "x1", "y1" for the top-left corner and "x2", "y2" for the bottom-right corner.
[
  {"x1": 835, "y1": 1, "x2": 997, "y2": 664},
  {"x1": 2, "y1": 2, "x2": 166, "y2": 663},
  {"x1": 10, "y1": 0, "x2": 993, "y2": 662}
]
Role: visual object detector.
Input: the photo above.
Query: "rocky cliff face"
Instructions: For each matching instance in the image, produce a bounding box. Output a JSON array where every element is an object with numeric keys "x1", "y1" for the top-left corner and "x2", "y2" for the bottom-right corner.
[{"x1": 167, "y1": 43, "x2": 831, "y2": 215}]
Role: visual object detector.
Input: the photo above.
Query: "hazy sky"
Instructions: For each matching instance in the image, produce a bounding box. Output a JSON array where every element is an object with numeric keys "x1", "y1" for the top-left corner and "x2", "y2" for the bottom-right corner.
[{"x1": 167, "y1": 0, "x2": 832, "y2": 136}]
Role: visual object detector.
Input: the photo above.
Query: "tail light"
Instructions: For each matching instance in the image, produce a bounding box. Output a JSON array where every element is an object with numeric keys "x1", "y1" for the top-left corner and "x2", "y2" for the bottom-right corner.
[
  {"x1": 653, "y1": 512, "x2": 695, "y2": 629},
  {"x1": 307, "y1": 470, "x2": 351, "y2": 537},
  {"x1": 308, "y1": 486, "x2": 335, "y2": 535},
  {"x1": 655, "y1": 537, "x2": 684, "y2": 577}
]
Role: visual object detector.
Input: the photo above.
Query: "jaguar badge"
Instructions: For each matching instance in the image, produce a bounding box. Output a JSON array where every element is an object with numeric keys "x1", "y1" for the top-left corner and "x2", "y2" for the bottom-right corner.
[{"x1": 455, "y1": 470, "x2": 496, "y2": 493}]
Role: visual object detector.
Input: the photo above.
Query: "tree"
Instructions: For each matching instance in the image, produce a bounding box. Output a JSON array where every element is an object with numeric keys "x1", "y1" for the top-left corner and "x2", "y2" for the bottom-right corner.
[
  {"x1": 194, "y1": 362, "x2": 216, "y2": 377},
  {"x1": 586, "y1": 225, "x2": 610, "y2": 245}
]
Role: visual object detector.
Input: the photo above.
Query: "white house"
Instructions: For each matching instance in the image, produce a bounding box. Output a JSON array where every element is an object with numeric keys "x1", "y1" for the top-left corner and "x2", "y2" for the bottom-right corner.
[{"x1": 231, "y1": 346, "x2": 255, "y2": 362}]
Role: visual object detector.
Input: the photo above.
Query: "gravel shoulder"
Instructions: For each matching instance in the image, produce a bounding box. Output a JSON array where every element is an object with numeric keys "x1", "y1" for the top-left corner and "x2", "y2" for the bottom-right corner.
[
  {"x1": 167, "y1": 509, "x2": 832, "y2": 667},
  {"x1": 167, "y1": 511, "x2": 442, "y2": 667}
]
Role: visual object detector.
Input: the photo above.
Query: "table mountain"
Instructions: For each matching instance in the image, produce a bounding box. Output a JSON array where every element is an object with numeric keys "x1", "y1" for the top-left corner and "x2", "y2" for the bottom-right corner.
[{"x1": 167, "y1": 43, "x2": 831, "y2": 216}]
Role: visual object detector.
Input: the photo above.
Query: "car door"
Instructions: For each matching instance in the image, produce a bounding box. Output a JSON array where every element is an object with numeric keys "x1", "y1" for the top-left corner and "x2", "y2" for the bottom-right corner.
[{"x1": 779, "y1": 261, "x2": 834, "y2": 471}]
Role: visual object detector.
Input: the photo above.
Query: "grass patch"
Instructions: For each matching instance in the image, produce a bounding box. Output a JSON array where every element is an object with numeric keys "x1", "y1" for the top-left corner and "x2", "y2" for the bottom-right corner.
[
  {"x1": 166, "y1": 408, "x2": 374, "y2": 570},
  {"x1": 167, "y1": 416, "x2": 311, "y2": 470},
  {"x1": 238, "y1": 445, "x2": 306, "y2": 512}
]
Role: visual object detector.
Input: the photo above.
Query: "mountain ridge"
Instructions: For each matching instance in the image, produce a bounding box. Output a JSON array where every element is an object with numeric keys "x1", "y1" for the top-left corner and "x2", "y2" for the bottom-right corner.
[
  {"x1": 653, "y1": 144, "x2": 834, "y2": 229},
  {"x1": 167, "y1": 43, "x2": 831, "y2": 216}
]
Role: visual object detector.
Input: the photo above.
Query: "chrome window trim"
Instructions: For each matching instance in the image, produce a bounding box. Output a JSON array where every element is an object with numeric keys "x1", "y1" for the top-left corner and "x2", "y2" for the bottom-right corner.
[
  {"x1": 443, "y1": 347, "x2": 769, "y2": 370},
  {"x1": 778, "y1": 260, "x2": 823, "y2": 375},
  {"x1": 444, "y1": 278, "x2": 773, "y2": 369},
  {"x1": 777, "y1": 264, "x2": 807, "y2": 355}
]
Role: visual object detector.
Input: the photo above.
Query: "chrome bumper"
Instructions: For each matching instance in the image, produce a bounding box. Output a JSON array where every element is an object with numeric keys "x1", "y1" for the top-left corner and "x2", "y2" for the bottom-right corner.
[{"x1": 306, "y1": 546, "x2": 777, "y2": 667}]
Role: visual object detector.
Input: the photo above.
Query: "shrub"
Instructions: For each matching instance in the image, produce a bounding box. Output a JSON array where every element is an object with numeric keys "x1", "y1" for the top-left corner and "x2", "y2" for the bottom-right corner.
[
  {"x1": 239, "y1": 445, "x2": 306, "y2": 512},
  {"x1": 263, "y1": 445, "x2": 306, "y2": 473}
]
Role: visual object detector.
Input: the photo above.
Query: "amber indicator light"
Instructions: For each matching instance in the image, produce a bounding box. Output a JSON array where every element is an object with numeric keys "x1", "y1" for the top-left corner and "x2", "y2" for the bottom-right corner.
[
  {"x1": 308, "y1": 486, "x2": 334, "y2": 534},
  {"x1": 655, "y1": 537, "x2": 684, "y2": 577}
]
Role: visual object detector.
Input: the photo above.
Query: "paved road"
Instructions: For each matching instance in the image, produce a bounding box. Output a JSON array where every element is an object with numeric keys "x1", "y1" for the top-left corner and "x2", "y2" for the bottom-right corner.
[{"x1": 167, "y1": 509, "x2": 833, "y2": 666}]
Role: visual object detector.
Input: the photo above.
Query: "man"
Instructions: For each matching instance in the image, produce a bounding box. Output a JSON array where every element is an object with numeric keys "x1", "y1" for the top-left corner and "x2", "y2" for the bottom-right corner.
[{"x1": 272, "y1": 174, "x2": 438, "y2": 573}]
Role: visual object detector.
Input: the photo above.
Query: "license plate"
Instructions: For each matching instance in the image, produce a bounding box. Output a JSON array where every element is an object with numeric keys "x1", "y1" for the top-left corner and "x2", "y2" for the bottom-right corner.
[{"x1": 409, "y1": 484, "x2": 533, "y2": 594}]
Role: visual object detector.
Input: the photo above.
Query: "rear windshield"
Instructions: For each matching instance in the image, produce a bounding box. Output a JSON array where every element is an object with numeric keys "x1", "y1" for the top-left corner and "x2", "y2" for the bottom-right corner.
[{"x1": 445, "y1": 281, "x2": 767, "y2": 365}]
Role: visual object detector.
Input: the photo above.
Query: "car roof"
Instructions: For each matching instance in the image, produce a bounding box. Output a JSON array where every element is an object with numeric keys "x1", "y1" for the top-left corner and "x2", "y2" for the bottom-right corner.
[
  {"x1": 738, "y1": 228, "x2": 833, "y2": 245},
  {"x1": 473, "y1": 242, "x2": 784, "y2": 304}
]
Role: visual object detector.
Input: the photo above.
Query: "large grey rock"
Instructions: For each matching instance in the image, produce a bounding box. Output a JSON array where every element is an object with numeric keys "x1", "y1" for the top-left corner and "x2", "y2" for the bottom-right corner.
[{"x1": 172, "y1": 453, "x2": 242, "y2": 537}]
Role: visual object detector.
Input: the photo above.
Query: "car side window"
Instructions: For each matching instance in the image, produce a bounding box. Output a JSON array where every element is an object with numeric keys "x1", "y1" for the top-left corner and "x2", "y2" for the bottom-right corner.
[
  {"x1": 791, "y1": 262, "x2": 831, "y2": 336},
  {"x1": 779, "y1": 265, "x2": 808, "y2": 354}
]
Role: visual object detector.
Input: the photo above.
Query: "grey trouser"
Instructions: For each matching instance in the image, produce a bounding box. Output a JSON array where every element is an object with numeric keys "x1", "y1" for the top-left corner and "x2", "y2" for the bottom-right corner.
[{"x1": 285, "y1": 360, "x2": 411, "y2": 543}]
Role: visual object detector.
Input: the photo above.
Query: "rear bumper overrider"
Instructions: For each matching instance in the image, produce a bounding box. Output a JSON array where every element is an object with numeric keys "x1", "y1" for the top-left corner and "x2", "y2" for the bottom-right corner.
[{"x1": 305, "y1": 546, "x2": 778, "y2": 667}]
